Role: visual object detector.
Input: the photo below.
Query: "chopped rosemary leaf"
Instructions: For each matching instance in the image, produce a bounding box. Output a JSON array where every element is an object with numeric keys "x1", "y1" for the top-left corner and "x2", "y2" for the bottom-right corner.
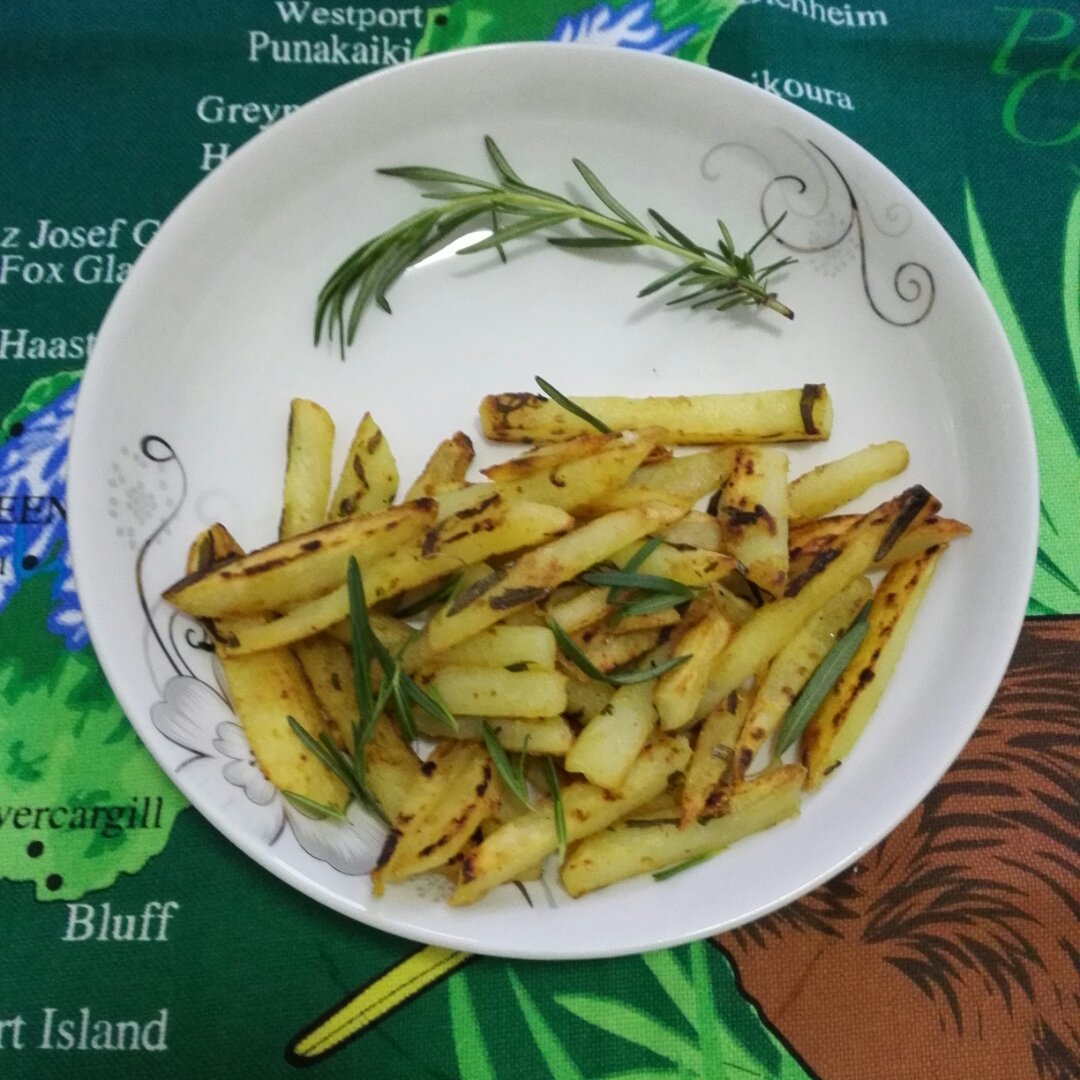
[
  {"x1": 282, "y1": 790, "x2": 348, "y2": 821},
  {"x1": 653, "y1": 852, "x2": 716, "y2": 881},
  {"x1": 606, "y1": 653, "x2": 690, "y2": 686},
  {"x1": 393, "y1": 572, "x2": 464, "y2": 618},
  {"x1": 613, "y1": 591, "x2": 692, "y2": 619},
  {"x1": 534, "y1": 376, "x2": 611, "y2": 433},
  {"x1": 482, "y1": 722, "x2": 533, "y2": 811},
  {"x1": 542, "y1": 756, "x2": 568, "y2": 863},
  {"x1": 346, "y1": 557, "x2": 378, "y2": 746},
  {"x1": 581, "y1": 568, "x2": 696, "y2": 598},
  {"x1": 286, "y1": 715, "x2": 388, "y2": 826},
  {"x1": 607, "y1": 536, "x2": 664, "y2": 602},
  {"x1": 775, "y1": 602, "x2": 871, "y2": 755},
  {"x1": 548, "y1": 615, "x2": 690, "y2": 687}
]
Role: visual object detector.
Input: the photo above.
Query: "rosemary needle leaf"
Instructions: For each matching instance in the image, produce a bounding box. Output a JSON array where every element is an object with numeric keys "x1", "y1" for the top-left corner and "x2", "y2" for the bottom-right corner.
[
  {"x1": 607, "y1": 535, "x2": 665, "y2": 602},
  {"x1": 534, "y1": 376, "x2": 611, "y2": 433},
  {"x1": 653, "y1": 852, "x2": 715, "y2": 881},
  {"x1": 346, "y1": 558, "x2": 377, "y2": 733},
  {"x1": 282, "y1": 790, "x2": 348, "y2": 821},
  {"x1": 614, "y1": 591, "x2": 693, "y2": 619},
  {"x1": 482, "y1": 721, "x2": 533, "y2": 810},
  {"x1": 775, "y1": 603, "x2": 871, "y2": 756},
  {"x1": 394, "y1": 572, "x2": 464, "y2": 619},
  {"x1": 484, "y1": 135, "x2": 526, "y2": 186},
  {"x1": 572, "y1": 157, "x2": 646, "y2": 230},
  {"x1": 648, "y1": 209, "x2": 705, "y2": 255},
  {"x1": 637, "y1": 262, "x2": 700, "y2": 298},
  {"x1": 376, "y1": 165, "x2": 501, "y2": 190},
  {"x1": 580, "y1": 569, "x2": 696, "y2": 598},
  {"x1": 548, "y1": 616, "x2": 690, "y2": 686},
  {"x1": 547, "y1": 617, "x2": 609, "y2": 682},
  {"x1": 606, "y1": 653, "x2": 689, "y2": 686},
  {"x1": 542, "y1": 756, "x2": 568, "y2": 863},
  {"x1": 547, "y1": 236, "x2": 642, "y2": 249},
  {"x1": 458, "y1": 212, "x2": 574, "y2": 253}
]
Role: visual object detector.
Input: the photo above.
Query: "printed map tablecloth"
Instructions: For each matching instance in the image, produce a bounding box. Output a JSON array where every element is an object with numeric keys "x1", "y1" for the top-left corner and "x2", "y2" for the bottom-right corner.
[{"x1": 2, "y1": 3, "x2": 1077, "y2": 1078}]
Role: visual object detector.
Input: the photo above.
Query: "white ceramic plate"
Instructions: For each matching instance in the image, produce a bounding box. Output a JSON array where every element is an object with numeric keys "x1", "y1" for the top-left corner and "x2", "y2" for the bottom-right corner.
[{"x1": 69, "y1": 44, "x2": 1037, "y2": 959}]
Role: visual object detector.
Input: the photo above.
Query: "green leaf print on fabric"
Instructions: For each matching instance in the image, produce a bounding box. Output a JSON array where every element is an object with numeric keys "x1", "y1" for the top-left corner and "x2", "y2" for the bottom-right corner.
[
  {"x1": 416, "y1": 0, "x2": 740, "y2": 65},
  {"x1": 965, "y1": 182, "x2": 1080, "y2": 615},
  {"x1": 446, "y1": 943, "x2": 810, "y2": 1078},
  {"x1": 0, "y1": 374, "x2": 187, "y2": 901}
]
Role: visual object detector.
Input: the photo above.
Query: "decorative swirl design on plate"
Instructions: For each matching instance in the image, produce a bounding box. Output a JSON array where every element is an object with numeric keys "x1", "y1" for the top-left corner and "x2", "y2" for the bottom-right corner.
[
  {"x1": 126, "y1": 435, "x2": 385, "y2": 874},
  {"x1": 702, "y1": 132, "x2": 935, "y2": 326}
]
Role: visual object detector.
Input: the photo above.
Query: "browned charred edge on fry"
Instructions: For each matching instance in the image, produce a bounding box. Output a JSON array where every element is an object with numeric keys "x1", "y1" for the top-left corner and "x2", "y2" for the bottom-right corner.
[
  {"x1": 456, "y1": 494, "x2": 501, "y2": 520},
  {"x1": 486, "y1": 392, "x2": 546, "y2": 434},
  {"x1": 873, "y1": 485, "x2": 931, "y2": 562},
  {"x1": 162, "y1": 499, "x2": 438, "y2": 599},
  {"x1": 447, "y1": 567, "x2": 507, "y2": 615},
  {"x1": 784, "y1": 548, "x2": 841, "y2": 597},
  {"x1": 375, "y1": 830, "x2": 400, "y2": 870},
  {"x1": 490, "y1": 586, "x2": 548, "y2": 611},
  {"x1": 800, "y1": 384, "x2": 824, "y2": 435}
]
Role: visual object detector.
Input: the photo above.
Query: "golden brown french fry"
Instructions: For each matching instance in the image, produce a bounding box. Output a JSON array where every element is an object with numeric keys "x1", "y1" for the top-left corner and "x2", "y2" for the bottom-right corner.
[
  {"x1": 404, "y1": 432, "x2": 474, "y2": 500},
  {"x1": 292, "y1": 634, "x2": 358, "y2": 747},
  {"x1": 184, "y1": 525, "x2": 345, "y2": 809},
  {"x1": 714, "y1": 446, "x2": 789, "y2": 593},
  {"x1": 280, "y1": 399, "x2": 334, "y2": 538},
  {"x1": 788, "y1": 441, "x2": 909, "y2": 523},
  {"x1": 730, "y1": 575, "x2": 872, "y2": 782},
  {"x1": 451, "y1": 735, "x2": 691, "y2": 905},
  {"x1": 489, "y1": 431, "x2": 658, "y2": 513},
  {"x1": 564, "y1": 679, "x2": 614, "y2": 721},
  {"x1": 564, "y1": 676, "x2": 658, "y2": 790},
  {"x1": 164, "y1": 500, "x2": 437, "y2": 618},
  {"x1": 594, "y1": 449, "x2": 734, "y2": 512},
  {"x1": 653, "y1": 605, "x2": 735, "y2": 730},
  {"x1": 479, "y1": 386, "x2": 833, "y2": 444},
  {"x1": 218, "y1": 499, "x2": 574, "y2": 656},
  {"x1": 414, "y1": 713, "x2": 575, "y2": 756},
  {"x1": 220, "y1": 646, "x2": 347, "y2": 810},
  {"x1": 421, "y1": 666, "x2": 568, "y2": 718},
  {"x1": 412, "y1": 625, "x2": 556, "y2": 673},
  {"x1": 364, "y1": 716, "x2": 422, "y2": 821},
  {"x1": 375, "y1": 743, "x2": 497, "y2": 885},
  {"x1": 789, "y1": 515, "x2": 970, "y2": 578},
  {"x1": 564, "y1": 628, "x2": 660, "y2": 681},
  {"x1": 802, "y1": 548, "x2": 943, "y2": 789},
  {"x1": 680, "y1": 691, "x2": 748, "y2": 827},
  {"x1": 662, "y1": 510, "x2": 725, "y2": 552},
  {"x1": 329, "y1": 413, "x2": 399, "y2": 519},
  {"x1": 561, "y1": 764, "x2": 804, "y2": 897},
  {"x1": 424, "y1": 502, "x2": 685, "y2": 652},
  {"x1": 698, "y1": 486, "x2": 934, "y2": 709},
  {"x1": 611, "y1": 540, "x2": 737, "y2": 588}
]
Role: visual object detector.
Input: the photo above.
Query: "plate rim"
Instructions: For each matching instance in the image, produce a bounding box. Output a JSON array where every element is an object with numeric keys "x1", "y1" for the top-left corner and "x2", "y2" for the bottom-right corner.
[{"x1": 68, "y1": 41, "x2": 1039, "y2": 959}]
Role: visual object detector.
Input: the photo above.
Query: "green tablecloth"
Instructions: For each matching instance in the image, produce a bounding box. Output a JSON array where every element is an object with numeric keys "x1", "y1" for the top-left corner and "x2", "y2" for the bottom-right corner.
[{"x1": 1, "y1": 4, "x2": 1077, "y2": 1077}]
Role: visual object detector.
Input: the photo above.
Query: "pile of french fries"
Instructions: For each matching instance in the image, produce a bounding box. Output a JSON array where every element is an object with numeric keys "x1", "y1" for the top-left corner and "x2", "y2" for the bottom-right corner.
[{"x1": 163, "y1": 384, "x2": 969, "y2": 905}]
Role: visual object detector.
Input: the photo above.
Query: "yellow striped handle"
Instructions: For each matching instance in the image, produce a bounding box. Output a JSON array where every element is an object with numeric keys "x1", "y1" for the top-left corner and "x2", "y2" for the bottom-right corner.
[{"x1": 287, "y1": 945, "x2": 472, "y2": 1064}]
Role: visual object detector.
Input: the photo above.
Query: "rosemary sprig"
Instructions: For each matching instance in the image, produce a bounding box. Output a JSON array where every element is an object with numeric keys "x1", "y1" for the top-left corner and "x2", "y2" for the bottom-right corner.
[
  {"x1": 775, "y1": 603, "x2": 871, "y2": 755},
  {"x1": 287, "y1": 558, "x2": 459, "y2": 826},
  {"x1": 581, "y1": 568, "x2": 697, "y2": 599},
  {"x1": 548, "y1": 616, "x2": 690, "y2": 686},
  {"x1": 317, "y1": 136, "x2": 794, "y2": 353}
]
